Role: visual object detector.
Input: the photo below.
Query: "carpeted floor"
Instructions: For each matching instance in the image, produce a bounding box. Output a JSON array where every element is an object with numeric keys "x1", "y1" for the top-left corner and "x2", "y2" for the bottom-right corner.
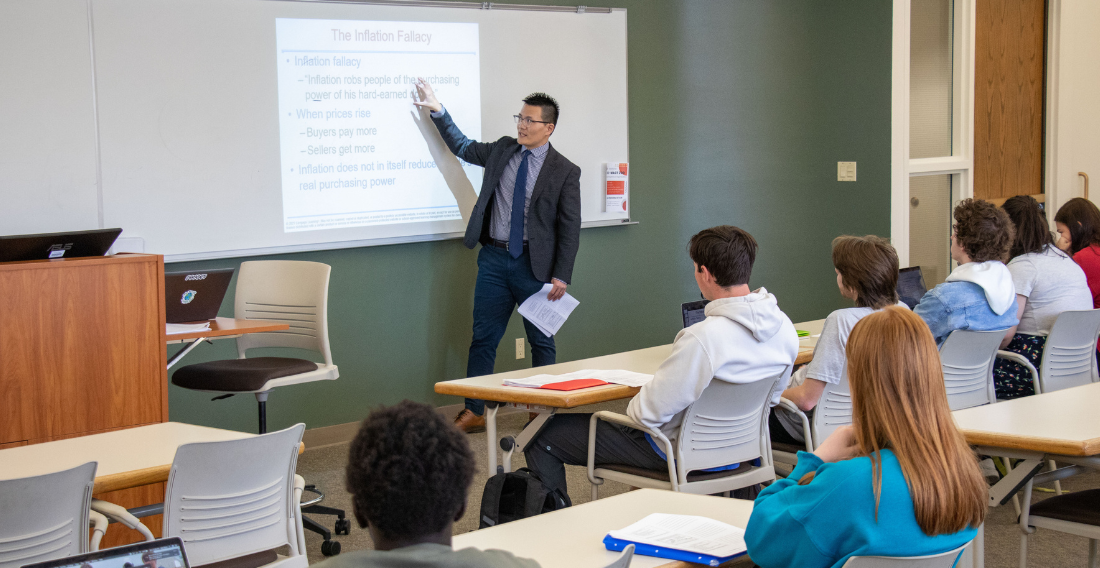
[{"x1": 295, "y1": 400, "x2": 1097, "y2": 567}]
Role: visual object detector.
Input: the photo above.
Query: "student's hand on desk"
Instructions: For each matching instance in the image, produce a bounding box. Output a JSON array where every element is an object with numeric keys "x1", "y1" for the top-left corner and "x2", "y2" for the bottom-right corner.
[
  {"x1": 548, "y1": 278, "x2": 567, "y2": 301},
  {"x1": 813, "y1": 425, "x2": 860, "y2": 463},
  {"x1": 412, "y1": 78, "x2": 442, "y2": 113}
]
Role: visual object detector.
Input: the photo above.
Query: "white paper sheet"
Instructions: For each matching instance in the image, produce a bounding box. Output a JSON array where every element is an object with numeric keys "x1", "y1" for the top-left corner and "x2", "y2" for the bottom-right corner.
[
  {"x1": 607, "y1": 513, "x2": 747, "y2": 558},
  {"x1": 167, "y1": 322, "x2": 211, "y2": 335},
  {"x1": 517, "y1": 283, "x2": 580, "y2": 337},
  {"x1": 503, "y1": 369, "x2": 654, "y2": 388}
]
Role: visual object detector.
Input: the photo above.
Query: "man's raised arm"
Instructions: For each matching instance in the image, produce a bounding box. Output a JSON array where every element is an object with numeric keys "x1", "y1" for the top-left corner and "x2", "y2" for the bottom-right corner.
[{"x1": 413, "y1": 78, "x2": 494, "y2": 167}]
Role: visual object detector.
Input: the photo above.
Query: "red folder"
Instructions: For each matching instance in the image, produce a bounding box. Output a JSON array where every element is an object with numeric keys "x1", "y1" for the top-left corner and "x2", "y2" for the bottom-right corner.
[{"x1": 539, "y1": 378, "x2": 609, "y2": 391}]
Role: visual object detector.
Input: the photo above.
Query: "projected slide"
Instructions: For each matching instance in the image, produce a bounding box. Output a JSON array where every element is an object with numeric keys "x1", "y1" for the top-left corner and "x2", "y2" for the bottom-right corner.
[{"x1": 275, "y1": 18, "x2": 482, "y2": 233}]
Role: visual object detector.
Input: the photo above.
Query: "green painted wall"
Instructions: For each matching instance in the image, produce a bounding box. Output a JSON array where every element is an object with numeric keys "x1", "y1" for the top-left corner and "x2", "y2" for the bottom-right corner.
[{"x1": 167, "y1": 0, "x2": 893, "y2": 433}]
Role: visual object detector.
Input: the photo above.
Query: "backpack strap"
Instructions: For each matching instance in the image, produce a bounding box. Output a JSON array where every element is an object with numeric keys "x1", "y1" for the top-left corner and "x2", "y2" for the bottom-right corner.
[{"x1": 478, "y1": 471, "x2": 506, "y2": 528}]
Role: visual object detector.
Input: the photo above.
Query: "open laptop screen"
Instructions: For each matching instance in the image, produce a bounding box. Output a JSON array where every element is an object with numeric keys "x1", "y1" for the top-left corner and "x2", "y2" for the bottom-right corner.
[
  {"x1": 21, "y1": 538, "x2": 189, "y2": 568},
  {"x1": 681, "y1": 300, "x2": 709, "y2": 328},
  {"x1": 897, "y1": 266, "x2": 928, "y2": 309}
]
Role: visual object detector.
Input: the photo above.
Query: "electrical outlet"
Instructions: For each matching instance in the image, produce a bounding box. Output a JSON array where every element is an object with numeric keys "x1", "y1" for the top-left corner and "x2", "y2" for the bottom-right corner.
[
  {"x1": 516, "y1": 338, "x2": 525, "y2": 359},
  {"x1": 838, "y1": 161, "x2": 857, "y2": 182}
]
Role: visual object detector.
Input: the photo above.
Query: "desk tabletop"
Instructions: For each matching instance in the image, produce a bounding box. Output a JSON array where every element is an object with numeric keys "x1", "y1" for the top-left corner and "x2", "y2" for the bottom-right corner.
[
  {"x1": 452, "y1": 489, "x2": 754, "y2": 568},
  {"x1": 434, "y1": 319, "x2": 824, "y2": 408},
  {"x1": 953, "y1": 382, "x2": 1100, "y2": 456},
  {"x1": 166, "y1": 317, "x2": 290, "y2": 342},
  {"x1": 0, "y1": 422, "x2": 254, "y2": 493}
]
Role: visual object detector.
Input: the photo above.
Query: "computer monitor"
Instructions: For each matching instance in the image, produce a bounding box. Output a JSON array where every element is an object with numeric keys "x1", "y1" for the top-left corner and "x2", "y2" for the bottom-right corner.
[
  {"x1": 897, "y1": 266, "x2": 928, "y2": 309},
  {"x1": 0, "y1": 228, "x2": 122, "y2": 263},
  {"x1": 20, "y1": 537, "x2": 190, "y2": 568},
  {"x1": 681, "y1": 300, "x2": 709, "y2": 328}
]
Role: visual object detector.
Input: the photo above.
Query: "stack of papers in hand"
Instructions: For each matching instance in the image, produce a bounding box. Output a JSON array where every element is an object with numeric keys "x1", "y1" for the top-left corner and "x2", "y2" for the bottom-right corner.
[
  {"x1": 167, "y1": 322, "x2": 212, "y2": 335},
  {"x1": 518, "y1": 283, "x2": 580, "y2": 337},
  {"x1": 603, "y1": 513, "x2": 748, "y2": 566},
  {"x1": 503, "y1": 369, "x2": 654, "y2": 389}
]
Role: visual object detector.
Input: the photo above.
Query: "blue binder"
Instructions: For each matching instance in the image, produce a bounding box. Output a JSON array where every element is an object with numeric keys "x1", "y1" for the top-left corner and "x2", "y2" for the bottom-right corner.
[{"x1": 603, "y1": 534, "x2": 746, "y2": 567}]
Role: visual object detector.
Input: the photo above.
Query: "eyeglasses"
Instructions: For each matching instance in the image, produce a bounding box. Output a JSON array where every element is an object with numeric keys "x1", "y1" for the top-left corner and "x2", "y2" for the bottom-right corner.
[{"x1": 514, "y1": 115, "x2": 551, "y2": 126}]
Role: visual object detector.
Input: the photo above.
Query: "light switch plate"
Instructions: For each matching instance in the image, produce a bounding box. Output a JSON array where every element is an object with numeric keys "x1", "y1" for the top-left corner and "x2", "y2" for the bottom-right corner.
[
  {"x1": 516, "y1": 337, "x2": 525, "y2": 359},
  {"x1": 838, "y1": 161, "x2": 857, "y2": 182}
]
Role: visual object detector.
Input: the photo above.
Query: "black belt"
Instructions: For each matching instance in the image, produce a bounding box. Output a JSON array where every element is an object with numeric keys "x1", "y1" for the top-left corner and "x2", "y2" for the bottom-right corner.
[{"x1": 490, "y1": 239, "x2": 528, "y2": 252}]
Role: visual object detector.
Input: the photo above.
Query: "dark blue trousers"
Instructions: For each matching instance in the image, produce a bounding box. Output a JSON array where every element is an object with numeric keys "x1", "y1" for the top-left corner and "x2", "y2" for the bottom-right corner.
[{"x1": 465, "y1": 245, "x2": 556, "y2": 415}]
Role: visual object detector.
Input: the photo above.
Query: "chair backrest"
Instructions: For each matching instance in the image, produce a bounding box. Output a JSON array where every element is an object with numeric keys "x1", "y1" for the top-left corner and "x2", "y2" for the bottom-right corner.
[
  {"x1": 938, "y1": 329, "x2": 1003, "y2": 410},
  {"x1": 0, "y1": 462, "x2": 97, "y2": 568},
  {"x1": 674, "y1": 370, "x2": 787, "y2": 476},
  {"x1": 841, "y1": 542, "x2": 969, "y2": 567},
  {"x1": 602, "y1": 544, "x2": 634, "y2": 568},
  {"x1": 162, "y1": 424, "x2": 306, "y2": 567},
  {"x1": 234, "y1": 261, "x2": 332, "y2": 365},
  {"x1": 810, "y1": 372, "x2": 852, "y2": 448},
  {"x1": 1039, "y1": 309, "x2": 1100, "y2": 393}
]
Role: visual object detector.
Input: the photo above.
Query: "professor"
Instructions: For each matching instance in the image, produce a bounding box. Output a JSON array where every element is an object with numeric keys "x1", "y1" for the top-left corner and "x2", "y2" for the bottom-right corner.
[{"x1": 414, "y1": 79, "x2": 581, "y2": 433}]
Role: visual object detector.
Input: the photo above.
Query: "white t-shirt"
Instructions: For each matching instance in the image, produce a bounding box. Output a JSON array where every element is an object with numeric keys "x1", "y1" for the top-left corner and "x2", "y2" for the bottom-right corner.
[
  {"x1": 775, "y1": 302, "x2": 908, "y2": 443},
  {"x1": 1008, "y1": 244, "x2": 1092, "y2": 334}
]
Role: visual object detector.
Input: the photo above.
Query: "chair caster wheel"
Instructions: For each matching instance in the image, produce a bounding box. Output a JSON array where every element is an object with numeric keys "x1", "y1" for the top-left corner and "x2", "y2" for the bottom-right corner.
[
  {"x1": 335, "y1": 518, "x2": 351, "y2": 535},
  {"x1": 321, "y1": 540, "x2": 341, "y2": 556}
]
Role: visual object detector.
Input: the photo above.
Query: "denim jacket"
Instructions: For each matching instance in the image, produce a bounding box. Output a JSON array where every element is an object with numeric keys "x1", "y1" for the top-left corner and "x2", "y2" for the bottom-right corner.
[{"x1": 914, "y1": 281, "x2": 1019, "y2": 345}]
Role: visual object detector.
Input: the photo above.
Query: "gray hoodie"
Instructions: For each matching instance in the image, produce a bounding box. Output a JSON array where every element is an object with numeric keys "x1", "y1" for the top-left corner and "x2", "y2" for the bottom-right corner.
[{"x1": 627, "y1": 288, "x2": 799, "y2": 443}]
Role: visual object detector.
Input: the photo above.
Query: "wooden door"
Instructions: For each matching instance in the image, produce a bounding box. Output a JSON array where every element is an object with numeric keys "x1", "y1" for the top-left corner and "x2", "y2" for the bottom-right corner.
[{"x1": 974, "y1": 0, "x2": 1047, "y2": 201}]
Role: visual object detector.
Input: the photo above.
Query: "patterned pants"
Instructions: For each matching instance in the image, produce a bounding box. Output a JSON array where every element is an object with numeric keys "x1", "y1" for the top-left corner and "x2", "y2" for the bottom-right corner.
[{"x1": 993, "y1": 334, "x2": 1046, "y2": 399}]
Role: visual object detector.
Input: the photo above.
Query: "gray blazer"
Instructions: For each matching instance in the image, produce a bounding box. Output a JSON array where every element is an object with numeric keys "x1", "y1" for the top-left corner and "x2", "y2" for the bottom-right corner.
[{"x1": 431, "y1": 110, "x2": 582, "y2": 284}]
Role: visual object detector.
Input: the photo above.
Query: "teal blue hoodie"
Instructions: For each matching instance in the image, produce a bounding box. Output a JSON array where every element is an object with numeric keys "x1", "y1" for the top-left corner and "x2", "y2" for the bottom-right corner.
[{"x1": 745, "y1": 450, "x2": 977, "y2": 568}]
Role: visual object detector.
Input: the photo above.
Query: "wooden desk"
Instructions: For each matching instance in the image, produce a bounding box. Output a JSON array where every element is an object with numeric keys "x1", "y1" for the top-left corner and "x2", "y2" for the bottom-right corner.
[
  {"x1": 436, "y1": 320, "x2": 824, "y2": 474},
  {"x1": 0, "y1": 422, "x2": 254, "y2": 494},
  {"x1": 452, "y1": 489, "x2": 753, "y2": 568},
  {"x1": 166, "y1": 317, "x2": 290, "y2": 369}
]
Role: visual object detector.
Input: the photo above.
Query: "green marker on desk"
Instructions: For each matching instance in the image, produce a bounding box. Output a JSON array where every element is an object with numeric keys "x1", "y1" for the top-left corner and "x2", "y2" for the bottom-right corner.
[{"x1": 797, "y1": 330, "x2": 810, "y2": 338}]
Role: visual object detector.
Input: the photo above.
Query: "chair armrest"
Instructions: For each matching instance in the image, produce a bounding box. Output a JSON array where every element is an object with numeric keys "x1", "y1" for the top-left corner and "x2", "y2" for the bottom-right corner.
[
  {"x1": 91, "y1": 499, "x2": 156, "y2": 542},
  {"x1": 997, "y1": 350, "x2": 1041, "y2": 395},
  {"x1": 89, "y1": 510, "x2": 108, "y2": 551},
  {"x1": 776, "y1": 397, "x2": 814, "y2": 452},
  {"x1": 587, "y1": 412, "x2": 679, "y2": 490}
]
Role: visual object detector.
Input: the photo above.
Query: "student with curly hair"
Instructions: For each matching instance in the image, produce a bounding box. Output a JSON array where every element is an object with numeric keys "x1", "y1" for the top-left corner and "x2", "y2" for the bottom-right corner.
[
  {"x1": 745, "y1": 307, "x2": 985, "y2": 567},
  {"x1": 313, "y1": 401, "x2": 538, "y2": 568},
  {"x1": 914, "y1": 198, "x2": 1019, "y2": 345},
  {"x1": 994, "y1": 196, "x2": 1091, "y2": 398}
]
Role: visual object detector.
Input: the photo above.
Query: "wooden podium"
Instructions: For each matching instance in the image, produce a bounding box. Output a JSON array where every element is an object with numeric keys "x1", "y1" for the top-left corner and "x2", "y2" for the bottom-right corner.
[{"x1": 0, "y1": 253, "x2": 168, "y2": 545}]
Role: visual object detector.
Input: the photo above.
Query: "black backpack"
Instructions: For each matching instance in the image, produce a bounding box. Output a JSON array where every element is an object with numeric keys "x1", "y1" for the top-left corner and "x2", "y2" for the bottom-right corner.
[{"x1": 478, "y1": 467, "x2": 568, "y2": 528}]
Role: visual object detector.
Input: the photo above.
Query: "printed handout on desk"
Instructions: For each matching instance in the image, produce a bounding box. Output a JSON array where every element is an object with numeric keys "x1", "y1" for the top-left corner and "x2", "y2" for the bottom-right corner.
[
  {"x1": 518, "y1": 283, "x2": 580, "y2": 337},
  {"x1": 167, "y1": 322, "x2": 211, "y2": 335},
  {"x1": 607, "y1": 513, "x2": 747, "y2": 559},
  {"x1": 503, "y1": 369, "x2": 654, "y2": 388}
]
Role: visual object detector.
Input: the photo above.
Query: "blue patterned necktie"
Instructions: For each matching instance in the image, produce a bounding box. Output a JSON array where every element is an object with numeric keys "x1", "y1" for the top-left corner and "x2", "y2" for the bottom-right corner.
[{"x1": 509, "y1": 150, "x2": 532, "y2": 258}]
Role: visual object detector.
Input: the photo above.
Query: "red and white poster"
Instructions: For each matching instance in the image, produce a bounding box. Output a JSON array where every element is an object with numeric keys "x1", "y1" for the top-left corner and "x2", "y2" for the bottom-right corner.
[{"x1": 605, "y1": 162, "x2": 628, "y2": 213}]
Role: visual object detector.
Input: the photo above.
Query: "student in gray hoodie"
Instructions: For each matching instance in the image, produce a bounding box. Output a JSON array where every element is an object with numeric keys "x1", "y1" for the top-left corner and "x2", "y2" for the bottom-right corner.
[{"x1": 523, "y1": 226, "x2": 799, "y2": 505}]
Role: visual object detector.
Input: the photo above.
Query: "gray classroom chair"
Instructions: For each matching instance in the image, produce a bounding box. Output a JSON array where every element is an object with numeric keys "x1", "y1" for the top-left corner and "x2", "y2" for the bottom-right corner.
[
  {"x1": 997, "y1": 309, "x2": 1100, "y2": 395},
  {"x1": 841, "y1": 542, "x2": 970, "y2": 567},
  {"x1": 587, "y1": 371, "x2": 787, "y2": 498},
  {"x1": 1018, "y1": 480, "x2": 1100, "y2": 568},
  {"x1": 772, "y1": 371, "x2": 852, "y2": 470},
  {"x1": 939, "y1": 329, "x2": 1004, "y2": 410},
  {"x1": 94, "y1": 424, "x2": 309, "y2": 568},
  {"x1": 602, "y1": 544, "x2": 634, "y2": 568},
  {"x1": 0, "y1": 462, "x2": 107, "y2": 568}
]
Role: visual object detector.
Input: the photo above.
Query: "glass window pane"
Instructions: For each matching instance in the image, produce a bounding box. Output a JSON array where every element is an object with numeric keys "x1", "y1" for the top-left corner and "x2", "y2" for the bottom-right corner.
[
  {"x1": 909, "y1": 174, "x2": 953, "y2": 287},
  {"x1": 910, "y1": 0, "x2": 954, "y2": 159}
]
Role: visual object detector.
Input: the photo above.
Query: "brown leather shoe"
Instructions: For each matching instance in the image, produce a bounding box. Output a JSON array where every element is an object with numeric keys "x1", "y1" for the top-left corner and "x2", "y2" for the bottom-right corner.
[{"x1": 453, "y1": 409, "x2": 486, "y2": 433}]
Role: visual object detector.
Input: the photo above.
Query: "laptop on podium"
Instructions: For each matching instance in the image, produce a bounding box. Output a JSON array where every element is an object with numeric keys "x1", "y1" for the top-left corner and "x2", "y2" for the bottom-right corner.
[{"x1": 0, "y1": 228, "x2": 122, "y2": 263}]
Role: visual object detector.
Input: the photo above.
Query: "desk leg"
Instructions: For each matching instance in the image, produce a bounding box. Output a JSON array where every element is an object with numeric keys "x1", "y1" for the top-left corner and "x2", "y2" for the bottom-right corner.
[
  {"x1": 500, "y1": 408, "x2": 556, "y2": 474},
  {"x1": 486, "y1": 404, "x2": 500, "y2": 475},
  {"x1": 167, "y1": 338, "x2": 207, "y2": 370}
]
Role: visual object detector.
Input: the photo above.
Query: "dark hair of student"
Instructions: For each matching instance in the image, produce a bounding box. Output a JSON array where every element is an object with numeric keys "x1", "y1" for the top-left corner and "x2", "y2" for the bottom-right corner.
[
  {"x1": 953, "y1": 198, "x2": 1015, "y2": 263},
  {"x1": 688, "y1": 225, "x2": 758, "y2": 288},
  {"x1": 345, "y1": 401, "x2": 475, "y2": 540},
  {"x1": 522, "y1": 92, "x2": 560, "y2": 125},
  {"x1": 1054, "y1": 197, "x2": 1100, "y2": 254},
  {"x1": 831, "y1": 235, "x2": 900, "y2": 310},
  {"x1": 1002, "y1": 195, "x2": 1060, "y2": 259}
]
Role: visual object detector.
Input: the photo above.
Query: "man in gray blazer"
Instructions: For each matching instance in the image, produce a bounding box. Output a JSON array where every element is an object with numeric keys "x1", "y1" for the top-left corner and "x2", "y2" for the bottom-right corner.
[{"x1": 414, "y1": 79, "x2": 581, "y2": 432}]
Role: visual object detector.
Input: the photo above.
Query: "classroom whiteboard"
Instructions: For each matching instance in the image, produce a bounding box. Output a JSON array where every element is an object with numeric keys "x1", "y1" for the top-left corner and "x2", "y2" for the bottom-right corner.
[{"x1": 0, "y1": 0, "x2": 629, "y2": 261}]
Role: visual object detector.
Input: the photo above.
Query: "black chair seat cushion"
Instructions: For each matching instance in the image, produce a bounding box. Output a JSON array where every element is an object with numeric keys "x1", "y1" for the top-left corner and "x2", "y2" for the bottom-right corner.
[
  {"x1": 597, "y1": 461, "x2": 757, "y2": 483},
  {"x1": 173, "y1": 357, "x2": 318, "y2": 393},
  {"x1": 1028, "y1": 488, "x2": 1100, "y2": 526}
]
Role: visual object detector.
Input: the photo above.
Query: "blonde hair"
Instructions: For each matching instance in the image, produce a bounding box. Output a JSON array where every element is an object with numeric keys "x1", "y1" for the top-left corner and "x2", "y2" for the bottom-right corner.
[{"x1": 800, "y1": 306, "x2": 987, "y2": 535}]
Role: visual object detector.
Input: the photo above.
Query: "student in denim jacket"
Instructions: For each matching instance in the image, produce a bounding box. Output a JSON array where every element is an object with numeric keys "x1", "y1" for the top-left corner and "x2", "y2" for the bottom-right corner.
[{"x1": 915, "y1": 199, "x2": 1019, "y2": 345}]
